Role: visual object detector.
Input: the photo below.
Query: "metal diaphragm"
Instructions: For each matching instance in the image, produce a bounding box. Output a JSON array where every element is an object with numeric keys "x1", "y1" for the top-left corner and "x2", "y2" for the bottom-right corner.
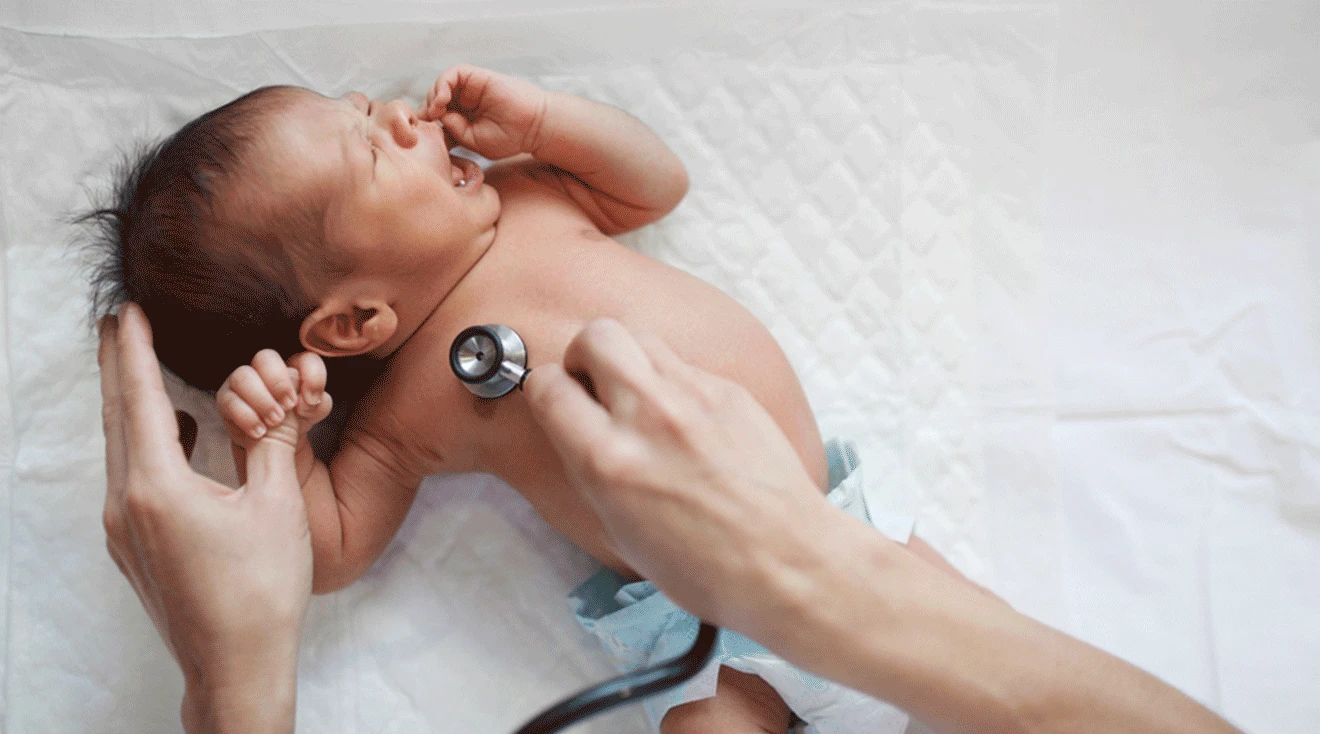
[{"x1": 449, "y1": 324, "x2": 529, "y2": 399}]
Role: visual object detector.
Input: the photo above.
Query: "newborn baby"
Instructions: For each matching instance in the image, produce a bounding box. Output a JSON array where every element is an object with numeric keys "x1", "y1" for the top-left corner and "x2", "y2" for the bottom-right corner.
[{"x1": 87, "y1": 65, "x2": 962, "y2": 733}]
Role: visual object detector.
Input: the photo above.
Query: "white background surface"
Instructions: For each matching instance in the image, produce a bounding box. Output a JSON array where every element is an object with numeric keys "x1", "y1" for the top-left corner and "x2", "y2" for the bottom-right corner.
[{"x1": 1, "y1": 1, "x2": 1316, "y2": 732}]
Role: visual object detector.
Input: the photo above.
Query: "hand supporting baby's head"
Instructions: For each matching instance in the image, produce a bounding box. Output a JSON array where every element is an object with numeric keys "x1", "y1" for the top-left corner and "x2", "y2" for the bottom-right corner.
[{"x1": 82, "y1": 84, "x2": 501, "y2": 392}]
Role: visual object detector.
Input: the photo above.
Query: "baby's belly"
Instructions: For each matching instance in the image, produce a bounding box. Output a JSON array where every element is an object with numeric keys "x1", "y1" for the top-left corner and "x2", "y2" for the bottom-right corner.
[{"x1": 439, "y1": 232, "x2": 827, "y2": 575}]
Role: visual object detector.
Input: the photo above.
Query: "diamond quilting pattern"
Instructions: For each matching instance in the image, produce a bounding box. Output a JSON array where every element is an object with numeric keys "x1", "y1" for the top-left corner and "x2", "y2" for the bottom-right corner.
[{"x1": 538, "y1": 5, "x2": 1056, "y2": 577}]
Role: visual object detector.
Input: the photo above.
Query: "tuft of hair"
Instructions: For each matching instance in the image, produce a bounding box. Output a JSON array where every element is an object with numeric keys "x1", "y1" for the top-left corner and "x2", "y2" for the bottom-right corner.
[{"x1": 78, "y1": 85, "x2": 317, "y2": 392}]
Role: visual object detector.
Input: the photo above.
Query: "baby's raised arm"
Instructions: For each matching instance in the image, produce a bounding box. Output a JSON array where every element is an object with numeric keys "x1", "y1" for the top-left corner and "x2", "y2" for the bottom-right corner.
[
  {"x1": 422, "y1": 64, "x2": 689, "y2": 234},
  {"x1": 218, "y1": 352, "x2": 424, "y2": 593}
]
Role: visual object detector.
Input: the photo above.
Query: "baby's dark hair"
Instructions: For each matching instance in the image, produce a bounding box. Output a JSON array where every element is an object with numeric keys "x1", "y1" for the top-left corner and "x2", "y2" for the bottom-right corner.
[{"x1": 80, "y1": 85, "x2": 320, "y2": 392}]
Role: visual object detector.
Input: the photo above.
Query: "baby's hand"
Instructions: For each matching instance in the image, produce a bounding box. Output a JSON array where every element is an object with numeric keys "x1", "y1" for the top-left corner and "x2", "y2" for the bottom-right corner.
[
  {"x1": 217, "y1": 350, "x2": 333, "y2": 453},
  {"x1": 421, "y1": 64, "x2": 550, "y2": 160}
]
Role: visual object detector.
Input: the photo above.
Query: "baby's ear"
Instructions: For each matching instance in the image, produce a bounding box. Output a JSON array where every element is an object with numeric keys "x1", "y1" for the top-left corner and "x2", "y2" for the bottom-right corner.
[{"x1": 299, "y1": 299, "x2": 398, "y2": 357}]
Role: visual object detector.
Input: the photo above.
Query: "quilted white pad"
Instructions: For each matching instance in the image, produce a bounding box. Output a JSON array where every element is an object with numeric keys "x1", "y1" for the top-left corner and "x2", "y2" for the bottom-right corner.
[{"x1": 2, "y1": 1, "x2": 1316, "y2": 733}]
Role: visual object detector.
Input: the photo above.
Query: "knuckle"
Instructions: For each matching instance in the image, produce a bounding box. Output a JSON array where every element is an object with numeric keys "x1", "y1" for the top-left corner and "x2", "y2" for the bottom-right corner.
[
  {"x1": 101, "y1": 504, "x2": 122, "y2": 539},
  {"x1": 123, "y1": 484, "x2": 153, "y2": 518},
  {"x1": 640, "y1": 385, "x2": 698, "y2": 433},
  {"x1": 253, "y1": 348, "x2": 281, "y2": 366},
  {"x1": 583, "y1": 317, "x2": 618, "y2": 339},
  {"x1": 585, "y1": 436, "x2": 642, "y2": 483},
  {"x1": 236, "y1": 368, "x2": 275, "y2": 399},
  {"x1": 232, "y1": 364, "x2": 259, "y2": 387},
  {"x1": 216, "y1": 388, "x2": 245, "y2": 415}
]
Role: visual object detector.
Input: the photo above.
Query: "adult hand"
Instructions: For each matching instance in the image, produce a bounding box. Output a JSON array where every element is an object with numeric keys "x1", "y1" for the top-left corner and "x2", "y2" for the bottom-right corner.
[
  {"x1": 524, "y1": 318, "x2": 836, "y2": 635},
  {"x1": 99, "y1": 303, "x2": 311, "y2": 733},
  {"x1": 527, "y1": 318, "x2": 1243, "y2": 734}
]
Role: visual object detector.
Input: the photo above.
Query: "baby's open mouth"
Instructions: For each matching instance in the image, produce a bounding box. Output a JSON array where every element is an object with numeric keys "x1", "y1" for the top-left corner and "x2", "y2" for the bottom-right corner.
[{"x1": 449, "y1": 154, "x2": 482, "y2": 190}]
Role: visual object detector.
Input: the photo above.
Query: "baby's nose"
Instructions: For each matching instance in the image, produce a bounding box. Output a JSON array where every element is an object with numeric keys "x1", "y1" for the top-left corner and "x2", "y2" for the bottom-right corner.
[
  {"x1": 384, "y1": 100, "x2": 420, "y2": 146},
  {"x1": 384, "y1": 99, "x2": 417, "y2": 125}
]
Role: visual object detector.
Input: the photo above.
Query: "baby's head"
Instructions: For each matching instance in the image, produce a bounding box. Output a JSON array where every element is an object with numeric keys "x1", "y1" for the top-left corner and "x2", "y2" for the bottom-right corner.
[{"x1": 84, "y1": 85, "x2": 499, "y2": 390}]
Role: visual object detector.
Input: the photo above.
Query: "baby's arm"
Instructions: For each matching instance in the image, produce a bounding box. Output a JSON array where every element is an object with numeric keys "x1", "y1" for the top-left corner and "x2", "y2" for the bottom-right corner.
[
  {"x1": 422, "y1": 65, "x2": 689, "y2": 234},
  {"x1": 218, "y1": 351, "x2": 424, "y2": 594}
]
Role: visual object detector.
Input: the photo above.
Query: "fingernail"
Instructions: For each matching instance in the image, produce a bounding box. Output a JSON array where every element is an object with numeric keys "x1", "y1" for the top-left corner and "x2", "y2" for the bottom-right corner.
[
  {"x1": 267, "y1": 409, "x2": 284, "y2": 425},
  {"x1": 303, "y1": 392, "x2": 321, "y2": 407},
  {"x1": 282, "y1": 396, "x2": 298, "y2": 411},
  {"x1": 252, "y1": 425, "x2": 266, "y2": 439}
]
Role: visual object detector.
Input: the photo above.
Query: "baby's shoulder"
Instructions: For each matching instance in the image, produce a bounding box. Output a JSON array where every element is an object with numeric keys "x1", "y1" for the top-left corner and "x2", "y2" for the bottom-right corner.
[{"x1": 336, "y1": 350, "x2": 478, "y2": 475}]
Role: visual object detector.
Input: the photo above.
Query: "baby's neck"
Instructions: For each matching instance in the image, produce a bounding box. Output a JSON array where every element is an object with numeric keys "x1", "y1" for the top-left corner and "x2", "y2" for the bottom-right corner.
[{"x1": 375, "y1": 224, "x2": 500, "y2": 361}]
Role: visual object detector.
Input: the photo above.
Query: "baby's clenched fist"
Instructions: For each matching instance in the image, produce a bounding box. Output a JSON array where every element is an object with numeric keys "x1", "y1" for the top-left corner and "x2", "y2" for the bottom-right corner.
[{"x1": 217, "y1": 350, "x2": 332, "y2": 450}]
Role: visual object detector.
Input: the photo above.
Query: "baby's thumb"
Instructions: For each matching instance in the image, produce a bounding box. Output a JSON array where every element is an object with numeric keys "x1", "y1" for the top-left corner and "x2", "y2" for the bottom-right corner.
[
  {"x1": 241, "y1": 411, "x2": 300, "y2": 497},
  {"x1": 441, "y1": 112, "x2": 473, "y2": 144}
]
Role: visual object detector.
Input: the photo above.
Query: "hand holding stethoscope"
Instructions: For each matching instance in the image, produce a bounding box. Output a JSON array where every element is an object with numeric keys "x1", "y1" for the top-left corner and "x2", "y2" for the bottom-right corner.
[{"x1": 449, "y1": 322, "x2": 721, "y2": 732}]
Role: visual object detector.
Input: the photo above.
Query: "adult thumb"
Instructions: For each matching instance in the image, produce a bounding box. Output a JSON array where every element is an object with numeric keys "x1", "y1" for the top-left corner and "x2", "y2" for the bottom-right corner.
[{"x1": 242, "y1": 412, "x2": 301, "y2": 497}]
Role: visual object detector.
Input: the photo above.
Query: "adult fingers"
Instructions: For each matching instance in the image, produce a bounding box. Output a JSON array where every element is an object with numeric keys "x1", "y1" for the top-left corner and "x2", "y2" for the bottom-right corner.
[
  {"x1": 632, "y1": 331, "x2": 744, "y2": 417},
  {"x1": 632, "y1": 331, "x2": 699, "y2": 384},
  {"x1": 97, "y1": 316, "x2": 151, "y2": 606},
  {"x1": 241, "y1": 410, "x2": 300, "y2": 499},
  {"x1": 116, "y1": 304, "x2": 186, "y2": 476},
  {"x1": 561, "y1": 319, "x2": 660, "y2": 416},
  {"x1": 524, "y1": 363, "x2": 615, "y2": 481},
  {"x1": 97, "y1": 315, "x2": 127, "y2": 497}
]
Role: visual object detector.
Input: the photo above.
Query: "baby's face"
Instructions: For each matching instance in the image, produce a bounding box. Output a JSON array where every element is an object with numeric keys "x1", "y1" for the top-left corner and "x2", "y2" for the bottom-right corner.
[{"x1": 252, "y1": 87, "x2": 500, "y2": 286}]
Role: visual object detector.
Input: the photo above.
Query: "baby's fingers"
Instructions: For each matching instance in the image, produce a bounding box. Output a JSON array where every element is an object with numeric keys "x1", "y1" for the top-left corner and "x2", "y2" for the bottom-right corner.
[
  {"x1": 439, "y1": 111, "x2": 475, "y2": 147},
  {"x1": 218, "y1": 376, "x2": 269, "y2": 442},
  {"x1": 423, "y1": 72, "x2": 457, "y2": 121},
  {"x1": 287, "y1": 353, "x2": 326, "y2": 404},
  {"x1": 287, "y1": 353, "x2": 332, "y2": 422},
  {"x1": 252, "y1": 349, "x2": 297, "y2": 412},
  {"x1": 224, "y1": 364, "x2": 285, "y2": 433}
]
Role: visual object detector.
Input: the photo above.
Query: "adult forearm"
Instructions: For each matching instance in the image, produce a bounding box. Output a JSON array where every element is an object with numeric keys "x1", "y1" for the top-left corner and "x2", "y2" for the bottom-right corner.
[
  {"x1": 533, "y1": 91, "x2": 688, "y2": 212},
  {"x1": 753, "y1": 510, "x2": 1240, "y2": 734}
]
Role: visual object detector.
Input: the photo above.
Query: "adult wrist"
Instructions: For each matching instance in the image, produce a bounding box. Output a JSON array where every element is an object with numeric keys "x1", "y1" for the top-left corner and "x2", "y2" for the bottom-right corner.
[
  {"x1": 745, "y1": 506, "x2": 1032, "y2": 730},
  {"x1": 752, "y1": 508, "x2": 903, "y2": 668},
  {"x1": 181, "y1": 631, "x2": 300, "y2": 734}
]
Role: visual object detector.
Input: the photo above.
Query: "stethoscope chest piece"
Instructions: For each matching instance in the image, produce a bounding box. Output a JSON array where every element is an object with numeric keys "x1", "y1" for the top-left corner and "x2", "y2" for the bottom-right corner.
[{"x1": 450, "y1": 324, "x2": 530, "y2": 399}]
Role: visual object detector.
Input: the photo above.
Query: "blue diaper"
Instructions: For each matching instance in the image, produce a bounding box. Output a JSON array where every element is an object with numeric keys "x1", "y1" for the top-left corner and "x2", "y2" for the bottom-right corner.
[{"x1": 570, "y1": 439, "x2": 913, "y2": 733}]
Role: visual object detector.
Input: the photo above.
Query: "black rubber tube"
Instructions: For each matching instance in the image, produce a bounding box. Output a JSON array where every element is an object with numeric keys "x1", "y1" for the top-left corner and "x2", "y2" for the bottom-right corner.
[{"x1": 513, "y1": 622, "x2": 720, "y2": 734}]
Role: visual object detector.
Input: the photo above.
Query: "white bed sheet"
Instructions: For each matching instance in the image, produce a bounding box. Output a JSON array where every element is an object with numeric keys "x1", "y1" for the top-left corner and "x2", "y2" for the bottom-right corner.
[
  {"x1": 0, "y1": 1, "x2": 1315, "y2": 732},
  {"x1": 1043, "y1": 3, "x2": 1320, "y2": 730}
]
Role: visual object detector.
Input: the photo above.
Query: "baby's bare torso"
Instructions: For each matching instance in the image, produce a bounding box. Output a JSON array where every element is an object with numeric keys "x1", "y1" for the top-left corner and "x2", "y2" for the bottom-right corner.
[{"x1": 351, "y1": 167, "x2": 825, "y2": 573}]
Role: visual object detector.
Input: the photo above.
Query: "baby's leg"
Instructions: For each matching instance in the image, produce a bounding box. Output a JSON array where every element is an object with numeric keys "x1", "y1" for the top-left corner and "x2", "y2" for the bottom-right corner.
[{"x1": 661, "y1": 666, "x2": 792, "y2": 734}]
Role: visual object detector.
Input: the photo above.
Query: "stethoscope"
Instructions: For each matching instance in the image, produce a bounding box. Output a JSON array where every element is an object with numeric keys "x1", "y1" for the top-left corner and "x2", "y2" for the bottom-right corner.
[{"x1": 449, "y1": 324, "x2": 721, "y2": 733}]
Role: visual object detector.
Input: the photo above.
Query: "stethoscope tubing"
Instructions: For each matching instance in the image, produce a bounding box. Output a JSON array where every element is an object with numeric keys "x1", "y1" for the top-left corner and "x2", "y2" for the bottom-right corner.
[{"x1": 514, "y1": 622, "x2": 720, "y2": 733}]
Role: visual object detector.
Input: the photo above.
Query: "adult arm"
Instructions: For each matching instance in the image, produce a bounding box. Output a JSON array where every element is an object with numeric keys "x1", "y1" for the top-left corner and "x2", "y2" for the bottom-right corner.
[
  {"x1": 99, "y1": 303, "x2": 310, "y2": 733},
  {"x1": 523, "y1": 318, "x2": 1241, "y2": 734}
]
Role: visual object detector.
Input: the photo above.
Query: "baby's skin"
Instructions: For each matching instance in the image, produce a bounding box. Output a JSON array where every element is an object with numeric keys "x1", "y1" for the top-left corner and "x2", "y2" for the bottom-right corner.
[{"x1": 215, "y1": 66, "x2": 949, "y2": 732}]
